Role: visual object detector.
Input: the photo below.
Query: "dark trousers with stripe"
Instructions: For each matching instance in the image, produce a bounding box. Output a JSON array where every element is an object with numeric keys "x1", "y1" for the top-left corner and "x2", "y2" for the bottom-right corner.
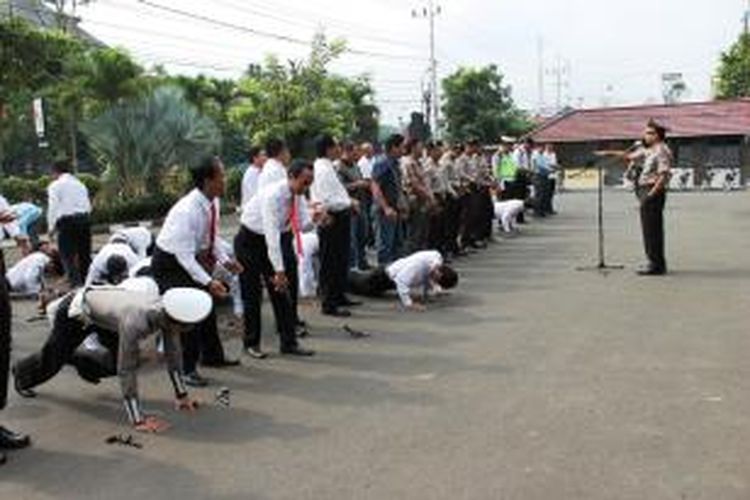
[
  {"x1": 151, "y1": 247, "x2": 226, "y2": 374},
  {"x1": 639, "y1": 190, "x2": 667, "y2": 272},
  {"x1": 234, "y1": 227, "x2": 298, "y2": 351}
]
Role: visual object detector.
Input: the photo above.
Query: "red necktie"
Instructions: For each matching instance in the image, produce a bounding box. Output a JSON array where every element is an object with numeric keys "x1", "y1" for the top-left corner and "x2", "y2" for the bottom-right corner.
[
  {"x1": 289, "y1": 196, "x2": 303, "y2": 257},
  {"x1": 206, "y1": 201, "x2": 217, "y2": 269}
]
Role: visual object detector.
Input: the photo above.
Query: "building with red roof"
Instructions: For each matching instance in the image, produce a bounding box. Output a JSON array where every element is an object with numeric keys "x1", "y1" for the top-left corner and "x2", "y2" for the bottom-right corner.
[{"x1": 528, "y1": 100, "x2": 750, "y2": 186}]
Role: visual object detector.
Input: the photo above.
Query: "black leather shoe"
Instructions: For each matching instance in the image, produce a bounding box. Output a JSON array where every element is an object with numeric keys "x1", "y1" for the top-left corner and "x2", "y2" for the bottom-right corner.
[
  {"x1": 11, "y1": 365, "x2": 36, "y2": 399},
  {"x1": 0, "y1": 426, "x2": 31, "y2": 450},
  {"x1": 244, "y1": 346, "x2": 268, "y2": 360},
  {"x1": 202, "y1": 358, "x2": 241, "y2": 368},
  {"x1": 184, "y1": 372, "x2": 209, "y2": 387},
  {"x1": 280, "y1": 346, "x2": 316, "y2": 357},
  {"x1": 636, "y1": 268, "x2": 666, "y2": 276},
  {"x1": 322, "y1": 307, "x2": 351, "y2": 318}
]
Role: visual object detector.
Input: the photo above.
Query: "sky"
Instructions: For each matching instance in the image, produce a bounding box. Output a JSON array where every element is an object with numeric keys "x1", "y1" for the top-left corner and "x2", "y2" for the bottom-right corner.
[{"x1": 72, "y1": 0, "x2": 746, "y2": 126}]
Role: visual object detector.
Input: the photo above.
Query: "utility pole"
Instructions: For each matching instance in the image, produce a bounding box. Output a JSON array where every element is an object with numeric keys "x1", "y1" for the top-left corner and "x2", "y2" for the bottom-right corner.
[
  {"x1": 537, "y1": 36, "x2": 545, "y2": 113},
  {"x1": 412, "y1": 1, "x2": 441, "y2": 139},
  {"x1": 546, "y1": 56, "x2": 570, "y2": 113}
]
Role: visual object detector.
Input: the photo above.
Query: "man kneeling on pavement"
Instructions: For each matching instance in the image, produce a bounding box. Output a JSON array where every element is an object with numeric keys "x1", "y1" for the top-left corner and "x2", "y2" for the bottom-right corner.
[
  {"x1": 13, "y1": 280, "x2": 210, "y2": 433},
  {"x1": 347, "y1": 250, "x2": 458, "y2": 311}
]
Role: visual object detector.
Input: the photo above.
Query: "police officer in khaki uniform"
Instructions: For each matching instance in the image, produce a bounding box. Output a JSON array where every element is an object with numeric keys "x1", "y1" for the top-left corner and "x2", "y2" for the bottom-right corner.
[{"x1": 597, "y1": 120, "x2": 673, "y2": 275}]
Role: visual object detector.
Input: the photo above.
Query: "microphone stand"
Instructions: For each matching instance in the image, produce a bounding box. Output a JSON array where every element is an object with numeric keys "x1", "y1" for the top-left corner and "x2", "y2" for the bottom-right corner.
[{"x1": 576, "y1": 157, "x2": 624, "y2": 274}]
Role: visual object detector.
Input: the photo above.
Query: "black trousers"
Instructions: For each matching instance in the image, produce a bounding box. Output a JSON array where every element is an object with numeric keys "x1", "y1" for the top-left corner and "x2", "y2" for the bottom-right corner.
[
  {"x1": 427, "y1": 199, "x2": 446, "y2": 253},
  {"x1": 639, "y1": 190, "x2": 667, "y2": 272},
  {"x1": 56, "y1": 213, "x2": 92, "y2": 286},
  {"x1": 13, "y1": 294, "x2": 116, "y2": 391},
  {"x1": 151, "y1": 247, "x2": 226, "y2": 374},
  {"x1": 0, "y1": 250, "x2": 10, "y2": 409},
  {"x1": 319, "y1": 209, "x2": 352, "y2": 311},
  {"x1": 280, "y1": 232, "x2": 300, "y2": 326},
  {"x1": 347, "y1": 268, "x2": 395, "y2": 297},
  {"x1": 479, "y1": 188, "x2": 494, "y2": 240},
  {"x1": 234, "y1": 227, "x2": 298, "y2": 351},
  {"x1": 533, "y1": 175, "x2": 549, "y2": 216},
  {"x1": 443, "y1": 195, "x2": 461, "y2": 253},
  {"x1": 508, "y1": 176, "x2": 528, "y2": 223},
  {"x1": 458, "y1": 192, "x2": 474, "y2": 246}
]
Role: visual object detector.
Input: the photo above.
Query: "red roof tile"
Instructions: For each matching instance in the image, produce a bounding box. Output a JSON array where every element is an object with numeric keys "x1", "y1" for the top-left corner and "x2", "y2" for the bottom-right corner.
[{"x1": 530, "y1": 100, "x2": 750, "y2": 143}]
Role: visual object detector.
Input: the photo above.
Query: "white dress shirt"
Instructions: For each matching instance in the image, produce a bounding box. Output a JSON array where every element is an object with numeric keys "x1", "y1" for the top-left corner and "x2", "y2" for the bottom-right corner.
[
  {"x1": 257, "y1": 158, "x2": 286, "y2": 193},
  {"x1": 86, "y1": 242, "x2": 140, "y2": 285},
  {"x1": 241, "y1": 180, "x2": 313, "y2": 272},
  {"x1": 6, "y1": 252, "x2": 50, "y2": 294},
  {"x1": 357, "y1": 155, "x2": 374, "y2": 180},
  {"x1": 241, "y1": 165, "x2": 262, "y2": 207},
  {"x1": 494, "y1": 200, "x2": 525, "y2": 233},
  {"x1": 311, "y1": 158, "x2": 352, "y2": 212},
  {"x1": 386, "y1": 250, "x2": 443, "y2": 307},
  {"x1": 112, "y1": 227, "x2": 153, "y2": 259},
  {"x1": 47, "y1": 173, "x2": 91, "y2": 230},
  {"x1": 155, "y1": 189, "x2": 229, "y2": 286},
  {"x1": 0, "y1": 194, "x2": 20, "y2": 242}
]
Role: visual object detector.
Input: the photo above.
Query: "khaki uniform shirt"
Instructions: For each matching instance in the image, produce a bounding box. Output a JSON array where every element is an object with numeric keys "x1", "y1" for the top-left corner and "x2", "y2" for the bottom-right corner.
[
  {"x1": 632, "y1": 143, "x2": 673, "y2": 187},
  {"x1": 439, "y1": 153, "x2": 460, "y2": 196}
]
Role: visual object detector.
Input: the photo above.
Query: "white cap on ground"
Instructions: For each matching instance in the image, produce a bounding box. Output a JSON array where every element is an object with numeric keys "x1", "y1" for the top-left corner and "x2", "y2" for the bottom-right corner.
[{"x1": 163, "y1": 288, "x2": 212, "y2": 324}]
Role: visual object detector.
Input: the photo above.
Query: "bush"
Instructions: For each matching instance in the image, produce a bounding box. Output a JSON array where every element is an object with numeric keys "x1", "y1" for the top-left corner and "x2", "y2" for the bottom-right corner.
[
  {"x1": 0, "y1": 174, "x2": 102, "y2": 206},
  {"x1": 0, "y1": 175, "x2": 49, "y2": 205},
  {"x1": 77, "y1": 173, "x2": 102, "y2": 200}
]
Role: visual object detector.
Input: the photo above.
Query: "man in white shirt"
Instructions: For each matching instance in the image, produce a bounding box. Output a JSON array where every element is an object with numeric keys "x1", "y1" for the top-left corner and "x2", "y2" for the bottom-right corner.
[
  {"x1": 250, "y1": 138, "x2": 308, "y2": 334},
  {"x1": 257, "y1": 138, "x2": 291, "y2": 192},
  {"x1": 235, "y1": 160, "x2": 317, "y2": 358},
  {"x1": 311, "y1": 134, "x2": 361, "y2": 317},
  {"x1": 240, "y1": 145, "x2": 267, "y2": 207},
  {"x1": 0, "y1": 208, "x2": 31, "y2": 463},
  {"x1": 357, "y1": 142, "x2": 376, "y2": 250},
  {"x1": 494, "y1": 199, "x2": 525, "y2": 233},
  {"x1": 152, "y1": 156, "x2": 243, "y2": 386},
  {"x1": 47, "y1": 159, "x2": 92, "y2": 286},
  {"x1": 347, "y1": 250, "x2": 458, "y2": 311},
  {"x1": 85, "y1": 237, "x2": 140, "y2": 286},
  {"x1": 6, "y1": 248, "x2": 60, "y2": 295},
  {"x1": 357, "y1": 142, "x2": 375, "y2": 180}
]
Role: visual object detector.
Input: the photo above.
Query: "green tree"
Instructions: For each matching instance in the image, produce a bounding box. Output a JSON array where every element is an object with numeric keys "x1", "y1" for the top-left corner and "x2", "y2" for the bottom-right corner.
[
  {"x1": 229, "y1": 32, "x2": 379, "y2": 155},
  {"x1": 441, "y1": 65, "x2": 531, "y2": 143},
  {"x1": 46, "y1": 46, "x2": 145, "y2": 168},
  {"x1": 0, "y1": 18, "x2": 79, "y2": 170},
  {"x1": 80, "y1": 86, "x2": 221, "y2": 197},
  {"x1": 716, "y1": 33, "x2": 750, "y2": 99}
]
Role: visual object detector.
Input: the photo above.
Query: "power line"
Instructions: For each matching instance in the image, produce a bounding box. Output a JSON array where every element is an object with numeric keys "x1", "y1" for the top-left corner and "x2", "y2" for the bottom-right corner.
[
  {"x1": 211, "y1": 0, "x2": 425, "y2": 51},
  {"x1": 133, "y1": 0, "x2": 424, "y2": 62}
]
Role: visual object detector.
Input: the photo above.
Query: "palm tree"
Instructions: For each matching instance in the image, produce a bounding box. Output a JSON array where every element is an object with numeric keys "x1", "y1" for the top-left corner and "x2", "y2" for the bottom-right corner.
[{"x1": 80, "y1": 86, "x2": 221, "y2": 197}]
